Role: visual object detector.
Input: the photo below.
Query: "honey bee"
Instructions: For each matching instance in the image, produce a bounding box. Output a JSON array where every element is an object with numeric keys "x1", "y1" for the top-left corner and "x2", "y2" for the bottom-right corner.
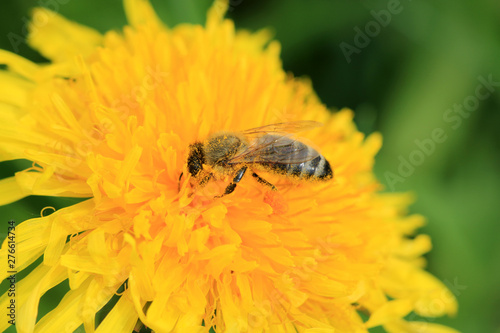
[{"x1": 181, "y1": 121, "x2": 333, "y2": 197}]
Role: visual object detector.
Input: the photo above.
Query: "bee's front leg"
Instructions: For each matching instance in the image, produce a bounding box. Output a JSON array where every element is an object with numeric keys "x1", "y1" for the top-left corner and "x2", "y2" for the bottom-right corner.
[
  {"x1": 216, "y1": 166, "x2": 247, "y2": 198},
  {"x1": 199, "y1": 172, "x2": 214, "y2": 187},
  {"x1": 179, "y1": 170, "x2": 213, "y2": 194}
]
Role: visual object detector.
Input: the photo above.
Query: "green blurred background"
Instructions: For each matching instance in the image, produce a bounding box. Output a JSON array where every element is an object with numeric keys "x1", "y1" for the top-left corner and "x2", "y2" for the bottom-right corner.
[{"x1": 1, "y1": 0, "x2": 499, "y2": 332}]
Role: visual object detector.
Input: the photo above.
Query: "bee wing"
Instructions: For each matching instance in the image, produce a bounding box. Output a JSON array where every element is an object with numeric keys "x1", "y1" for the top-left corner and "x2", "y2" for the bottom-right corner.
[
  {"x1": 228, "y1": 134, "x2": 320, "y2": 165},
  {"x1": 241, "y1": 120, "x2": 322, "y2": 136},
  {"x1": 228, "y1": 121, "x2": 322, "y2": 164}
]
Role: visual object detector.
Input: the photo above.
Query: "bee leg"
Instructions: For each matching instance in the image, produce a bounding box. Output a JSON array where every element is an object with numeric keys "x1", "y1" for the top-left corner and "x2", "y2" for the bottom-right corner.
[
  {"x1": 216, "y1": 166, "x2": 247, "y2": 198},
  {"x1": 177, "y1": 172, "x2": 184, "y2": 192},
  {"x1": 199, "y1": 173, "x2": 213, "y2": 187},
  {"x1": 179, "y1": 172, "x2": 213, "y2": 195},
  {"x1": 252, "y1": 172, "x2": 277, "y2": 191}
]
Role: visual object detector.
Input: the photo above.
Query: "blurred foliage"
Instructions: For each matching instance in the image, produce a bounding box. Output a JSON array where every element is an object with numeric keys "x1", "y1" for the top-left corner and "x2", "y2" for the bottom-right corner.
[{"x1": 1, "y1": 0, "x2": 499, "y2": 332}]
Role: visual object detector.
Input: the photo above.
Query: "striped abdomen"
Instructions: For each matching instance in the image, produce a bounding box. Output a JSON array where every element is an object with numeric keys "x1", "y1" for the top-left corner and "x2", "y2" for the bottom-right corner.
[
  {"x1": 263, "y1": 154, "x2": 333, "y2": 180},
  {"x1": 254, "y1": 135, "x2": 333, "y2": 181}
]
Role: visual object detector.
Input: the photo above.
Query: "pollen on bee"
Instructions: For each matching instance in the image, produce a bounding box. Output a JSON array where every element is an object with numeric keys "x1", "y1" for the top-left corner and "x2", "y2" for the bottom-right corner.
[{"x1": 264, "y1": 191, "x2": 288, "y2": 215}]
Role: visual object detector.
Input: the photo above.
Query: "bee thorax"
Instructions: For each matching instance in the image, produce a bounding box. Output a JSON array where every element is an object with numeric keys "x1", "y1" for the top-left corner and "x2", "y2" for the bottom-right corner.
[{"x1": 204, "y1": 134, "x2": 244, "y2": 165}]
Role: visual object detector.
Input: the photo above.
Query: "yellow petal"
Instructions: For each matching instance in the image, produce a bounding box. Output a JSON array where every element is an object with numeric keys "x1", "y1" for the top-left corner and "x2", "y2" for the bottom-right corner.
[
  {"x1": 202, "y1": 204, "x2": 227, "y2": 228},
  {"x1": 34, "y1": 278, "x2": 92, "y2": 333},
  {"x1": 365, "y1": 299, "x2": 413, "y2": 328},
  {"x1": 0, "y1": 217, "x2": 48, "y2": 281},
  {"x1": 304, "y1": 273, "x2": 348, "y2": 298},
  {"x1": 28, "y1": 8, "x2": 102, "y2": 62},
  {"x1": 44, "y1": 200, "x2": 96, "y2": 267},
  {"x1": 0, "y1": 200, "x2": 95, "y2": 281},
  {"x1": 123, "y1": 0, "x2": 162, "y2": 28},
  {"x1": 17, "y1": 263, "x2": 68, "y2": 333},
  {"x1": 95, "y1": 292, "x2": 139, "y2": 333},
  {"x1": 15, "y1": 170, "x2": 92, "y2": 197},
  {"x1": 218, "y1": 278, "x2": 247, "y2": 332},
  {"x1": 0, "y1": 263, "x2": 66, "y2": 333},
  {"x1": 81, "y1": 279, "x2": 117, "y2": 333},
  {"x1": 384, "y1": 319, "x2": 461, "y2": 333},
  {"x1": 174, "y1": 313, "x2": 205, "y2": 333},
  {"x1": 43, "y1": 216, "x2": 72, "y2": 266},
  {"x1": 287, "y1": 309, "x2": 333, "y2": 331},
  {"x1": 116, "y1": 145, "x2": 143, "y2": 187},
  {"x1": 394, "y1": 234, "x2": 432, "y2": 259},
  {"x1": 60, "y1": 254, "x2": 120, "y2": 276},
  {"x1": 304, "y1": 329, "x2": 335, "y2": 333},
  {"x1": 0, "y1": 40, "x2": 79, "y2": 81},
  {"x1": 381, "y1": 259, "x2": 458, "y2": 317},
  {"x1": 0, "y1": 49, "x2": 39, "y2": 81},
  {"x1": 0, "y1": 71, "x2": 32, "y2": 107},
  {"x1": 0, "y1": 176, "x2": 27, "y2": 205},
  {"x1": 207, "y1": 0, "x2": 228, "y2": 29},
  {"x1": 196, "y1": 244, "x2": 238, "y2": 276}
]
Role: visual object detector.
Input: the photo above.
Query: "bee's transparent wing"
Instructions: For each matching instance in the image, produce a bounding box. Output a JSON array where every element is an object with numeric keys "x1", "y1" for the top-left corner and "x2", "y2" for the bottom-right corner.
[
  {"x1": 241, "y1": 120, "x2": 322, "y2": 136},
  {"x1": 228, "y1": 134, "x2": 320, "y2": 165},
  {"x1": 228, "y1": 121, "x2": 322, "y2": 164}
]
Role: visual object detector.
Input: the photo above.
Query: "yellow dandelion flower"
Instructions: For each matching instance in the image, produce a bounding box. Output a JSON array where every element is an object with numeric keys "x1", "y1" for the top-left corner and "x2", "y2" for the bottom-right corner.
[{"x1": 0, "y1": 1, "x2": 458, "y2": 332}]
